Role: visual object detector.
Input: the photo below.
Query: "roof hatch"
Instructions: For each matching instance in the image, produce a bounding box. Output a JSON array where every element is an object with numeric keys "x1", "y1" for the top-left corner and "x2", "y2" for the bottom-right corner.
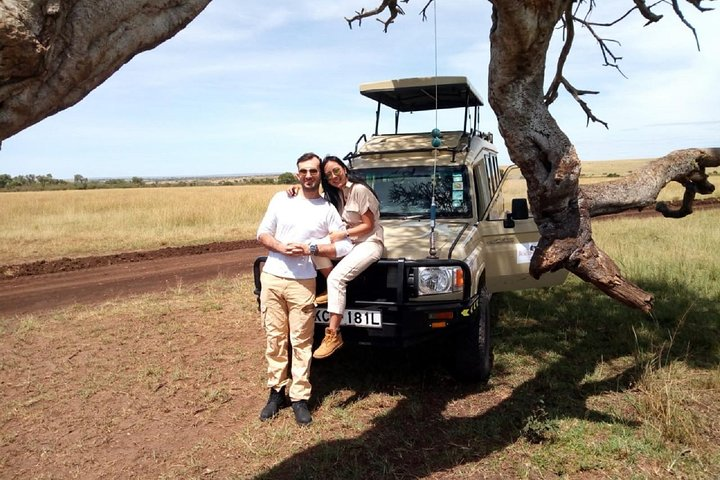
[{"x1": 359, "y1": 76, "x2": 484, "y2": 112}]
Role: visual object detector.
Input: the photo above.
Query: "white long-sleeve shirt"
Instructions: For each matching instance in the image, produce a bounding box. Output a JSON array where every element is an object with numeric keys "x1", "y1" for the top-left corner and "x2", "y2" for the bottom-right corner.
[{"x1": 257, "y1": 192, "x2": 345, "y2": 279}]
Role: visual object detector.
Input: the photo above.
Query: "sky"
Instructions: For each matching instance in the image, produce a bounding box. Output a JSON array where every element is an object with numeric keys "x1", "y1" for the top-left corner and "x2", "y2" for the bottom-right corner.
[{"x1": 1, "y1": 0, "x2": 718, "y2": 179}]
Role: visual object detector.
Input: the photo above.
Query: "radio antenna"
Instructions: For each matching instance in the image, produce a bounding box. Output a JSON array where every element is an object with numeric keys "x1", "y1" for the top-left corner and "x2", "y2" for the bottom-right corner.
[{"x1": 428, "y1": 0, "x2": 440, "y2": 259}]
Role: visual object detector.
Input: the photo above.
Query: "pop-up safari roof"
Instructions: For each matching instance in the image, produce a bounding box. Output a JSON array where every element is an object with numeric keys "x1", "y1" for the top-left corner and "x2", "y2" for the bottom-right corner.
[{"x1": 359, "y1": 76, "x2": 484, "y2": 112}]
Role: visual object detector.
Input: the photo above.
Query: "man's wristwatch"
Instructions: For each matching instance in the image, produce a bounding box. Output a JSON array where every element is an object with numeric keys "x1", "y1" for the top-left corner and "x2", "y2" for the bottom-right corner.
[{"x1": 309, "y1": 242, "x2": 318, "y2": 256}]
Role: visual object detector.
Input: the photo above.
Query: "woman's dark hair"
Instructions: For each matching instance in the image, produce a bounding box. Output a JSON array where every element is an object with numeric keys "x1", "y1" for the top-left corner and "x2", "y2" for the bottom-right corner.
[{"x1": 320, "y1": 155, "x2": 379, "y2": 212}]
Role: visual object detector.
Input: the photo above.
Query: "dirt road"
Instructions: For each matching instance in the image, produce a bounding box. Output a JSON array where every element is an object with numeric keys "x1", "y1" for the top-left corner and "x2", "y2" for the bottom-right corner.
[
  {"x1": 2, "y1": 198, "x2": 718, "y2": 317},
  {"x1": 0, "y1": 243, "x2": 265, "y2": 316}
]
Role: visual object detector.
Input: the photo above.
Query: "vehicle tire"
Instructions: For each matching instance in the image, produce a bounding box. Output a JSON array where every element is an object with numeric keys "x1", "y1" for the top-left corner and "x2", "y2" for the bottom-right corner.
[{"x1": 449, "y1": 286, "x2": 493, "y2": 383}]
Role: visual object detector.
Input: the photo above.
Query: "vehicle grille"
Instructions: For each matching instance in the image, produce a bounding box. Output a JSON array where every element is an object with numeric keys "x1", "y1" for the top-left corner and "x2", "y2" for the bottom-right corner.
[{"x1": 345, "y1": 262, "x2": 403, "y2": 306}]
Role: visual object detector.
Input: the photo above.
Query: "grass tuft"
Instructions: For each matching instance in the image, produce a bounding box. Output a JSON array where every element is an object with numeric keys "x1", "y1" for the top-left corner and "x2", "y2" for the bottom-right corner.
[{"x1": 521, "y1": 399, "x2": 558, "y2": 444}]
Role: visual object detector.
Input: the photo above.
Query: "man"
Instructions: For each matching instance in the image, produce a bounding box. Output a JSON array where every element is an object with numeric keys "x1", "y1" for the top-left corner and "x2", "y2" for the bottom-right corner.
[{"x1": 256, "y1": 152, "x2": 352, "y2": 425}]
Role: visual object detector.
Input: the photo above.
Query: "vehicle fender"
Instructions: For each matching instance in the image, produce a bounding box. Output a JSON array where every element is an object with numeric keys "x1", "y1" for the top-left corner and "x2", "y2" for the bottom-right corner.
[{"x1": 462, "y1": 247, "x2": 485, "y2": 297}]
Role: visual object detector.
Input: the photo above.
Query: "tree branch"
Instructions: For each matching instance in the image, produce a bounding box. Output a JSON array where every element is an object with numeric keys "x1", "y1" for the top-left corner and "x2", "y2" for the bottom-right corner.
[
  {"x1": 559, "y1": 77, "x2": 607, "y2": 128},
  {"x1": 686, "y1": 0, "x2": 714, "y2": 12},
  {"x1": 545, "y1": 4, "x2": 574, "y2": 106},
  {"x1": 530, "y1": 147, "x2": 719, "y2": 313},
  {"x1": 581, "y1": 147, "x2": 720, "y2": 217},
  {"x1": 672, "y1": 0, "x2": 701, "y2": 50},
  {"x1": 655, "y1": 181, "x2": 698, "y2": 218},
  {"x1": 419, "y1": 0, "x2": 434, "y2": 22},
  {"x1": 573, "y1": 16, "x2": 627, "y2": 77},
  {"x1": 0, "y1": 0, "x2": 211, "y2": 142},
  {"x1": 566, "y1": 237, "x2": 655, "y2": 313},
  {"x1": 529, "y1": 192, "x2": 655, "y2": 313},
  {"x1": 345, "y1": 0, "x2": 408, "y2": 32},
  {"x1": 633, "y1": 0, "x2": 664, "y2": 24}
]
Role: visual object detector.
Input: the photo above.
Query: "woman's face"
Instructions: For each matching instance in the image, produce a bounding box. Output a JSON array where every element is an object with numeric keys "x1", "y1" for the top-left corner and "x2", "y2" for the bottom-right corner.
[{"x1": 323, "y1": 161, "x2": 346, "y2": 189}]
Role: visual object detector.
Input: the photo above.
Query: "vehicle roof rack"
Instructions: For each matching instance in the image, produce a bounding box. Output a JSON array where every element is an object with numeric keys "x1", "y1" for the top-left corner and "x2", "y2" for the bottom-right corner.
[{"x1": 359, "y1": 76, "x2": 484, "y2": 112}]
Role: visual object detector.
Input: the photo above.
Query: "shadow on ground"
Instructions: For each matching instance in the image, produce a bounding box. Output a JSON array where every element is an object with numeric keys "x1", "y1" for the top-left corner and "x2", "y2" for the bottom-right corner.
[{"x1": 255, "y1": 277, "x2": 719, "y2": 479}]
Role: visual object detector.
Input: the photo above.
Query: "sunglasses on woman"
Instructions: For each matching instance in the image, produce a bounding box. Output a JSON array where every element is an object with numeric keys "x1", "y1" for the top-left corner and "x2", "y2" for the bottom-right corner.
[{"x1": 325, "y1": 167, "x2": 344, "y2": 179}]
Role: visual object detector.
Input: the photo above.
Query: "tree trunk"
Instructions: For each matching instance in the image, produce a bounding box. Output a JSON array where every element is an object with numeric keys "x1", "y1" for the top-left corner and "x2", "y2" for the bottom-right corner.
[
  {"x1": 487, "y1": 0, "x2": 653, "y2": 311},
  {"x1": 488, "y1": 1, "x2": 719, "y2": 313},
  {"x1": 0, "y1": 0, "x2": 211, "y2": 142}
]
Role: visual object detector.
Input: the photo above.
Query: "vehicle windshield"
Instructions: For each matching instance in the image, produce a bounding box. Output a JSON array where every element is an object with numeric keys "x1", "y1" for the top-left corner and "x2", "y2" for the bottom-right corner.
[{"x1": 352, "y1": 166, "x2": 472, "y2": 218}]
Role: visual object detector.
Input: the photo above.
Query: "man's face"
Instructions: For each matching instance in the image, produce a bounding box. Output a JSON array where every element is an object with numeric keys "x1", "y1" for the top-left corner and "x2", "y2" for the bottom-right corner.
[{"x1": 296, "y1": 157, "x2": 321, "y2": 191}]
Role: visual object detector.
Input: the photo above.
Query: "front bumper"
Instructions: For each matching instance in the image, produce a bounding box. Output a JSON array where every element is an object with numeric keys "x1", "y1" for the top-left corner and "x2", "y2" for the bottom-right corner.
[{"x1": 253, "y1": 256, "x2": 478, "y2": 347}]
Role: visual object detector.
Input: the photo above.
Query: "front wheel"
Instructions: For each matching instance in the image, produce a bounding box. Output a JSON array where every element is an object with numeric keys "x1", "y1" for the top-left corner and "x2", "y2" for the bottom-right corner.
[{"x1": 449, "y1": 287, "x2": 493, "y2": 383}]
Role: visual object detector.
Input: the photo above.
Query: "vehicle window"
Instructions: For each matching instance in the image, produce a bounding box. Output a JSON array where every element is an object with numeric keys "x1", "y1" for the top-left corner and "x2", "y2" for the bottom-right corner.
[{"x1": 353, "y1": 166, "x2": 472, "y2": 218}]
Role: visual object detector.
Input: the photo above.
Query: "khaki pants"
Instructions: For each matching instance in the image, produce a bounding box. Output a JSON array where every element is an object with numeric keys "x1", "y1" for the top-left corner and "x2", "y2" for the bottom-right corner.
[
  {"x1": 259, "y1": 272, "x2": 316, "y2": 401},
  {"x1": 327, "y1": 240, "x2": 383, "y2": 315}
]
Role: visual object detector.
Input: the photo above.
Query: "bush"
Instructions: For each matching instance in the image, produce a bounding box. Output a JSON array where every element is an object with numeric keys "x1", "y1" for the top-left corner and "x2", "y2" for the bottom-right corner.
[{"x1": 277, "y1": 172, "x2": 297, "y2": 184}]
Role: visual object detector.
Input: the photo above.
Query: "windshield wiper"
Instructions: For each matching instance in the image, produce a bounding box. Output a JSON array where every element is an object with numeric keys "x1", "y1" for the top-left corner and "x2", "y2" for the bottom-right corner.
[{"x1": 381, "y1": 213, "x2": 426, "y2": 220}]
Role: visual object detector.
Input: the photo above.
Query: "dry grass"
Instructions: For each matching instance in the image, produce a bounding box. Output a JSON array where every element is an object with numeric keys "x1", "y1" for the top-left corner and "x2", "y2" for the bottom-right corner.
[
  {"x1": 593, "y1": 210, "x2": 720, "y2": 300},
  {"x1": 2, "y1": 158, "x2": 718, "y2": 265},
  {"x1": 2, "y1": 210, "x2": 719, "y2": 477},
  {"x1": 632, "y1": 358, "x2": 720, "y2": 446},
  {"x1": 2, "y1": 265, "x2": 719, "y2": 478},
  {"x1": 0, "y1": 185, "x2": 286, "y2": 264}
]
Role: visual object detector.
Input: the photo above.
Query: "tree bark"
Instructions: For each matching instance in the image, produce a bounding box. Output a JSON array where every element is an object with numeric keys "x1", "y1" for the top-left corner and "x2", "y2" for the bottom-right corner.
[{"x1": 0, "y1": 0, "x2": 211, "y2": 142}]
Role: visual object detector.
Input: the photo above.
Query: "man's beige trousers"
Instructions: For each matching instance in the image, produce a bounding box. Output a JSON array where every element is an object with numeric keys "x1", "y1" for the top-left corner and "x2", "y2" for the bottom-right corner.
[{"x1": 259, "y1": 272, "x2": 316, "y2": 401}]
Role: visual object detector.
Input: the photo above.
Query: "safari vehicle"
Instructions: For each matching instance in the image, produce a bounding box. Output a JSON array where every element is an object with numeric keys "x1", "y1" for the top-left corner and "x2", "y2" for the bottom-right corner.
[{"x1": 253, "y1": 76, "x2": 567, "y2": 382}]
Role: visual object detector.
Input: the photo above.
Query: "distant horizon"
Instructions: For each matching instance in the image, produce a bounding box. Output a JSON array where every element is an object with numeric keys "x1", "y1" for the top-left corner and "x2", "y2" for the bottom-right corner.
[
  {"x1": 1, "y1": 157, "x2": 664, "y2": 182},
  {"x1": 0, "y1": 172, "x2": 282, "y2": 181}
]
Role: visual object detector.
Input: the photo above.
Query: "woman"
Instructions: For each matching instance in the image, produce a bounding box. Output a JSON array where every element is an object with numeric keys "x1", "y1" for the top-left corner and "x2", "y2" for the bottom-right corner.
[{"x1": 312, "y1": 155, "x2": 384, "y2": 359}]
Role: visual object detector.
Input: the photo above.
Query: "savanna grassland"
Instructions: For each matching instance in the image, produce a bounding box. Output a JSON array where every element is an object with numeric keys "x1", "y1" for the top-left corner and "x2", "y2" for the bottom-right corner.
[
  {"x1": 1, "y1": 159, "x2": 717, "y2": 265},
  {"x1": 0, "y1": 159, "x2": 719, "y2": 478},
  {"x1": 0, "y1": 185, "x2": 286, "y2": 265}
]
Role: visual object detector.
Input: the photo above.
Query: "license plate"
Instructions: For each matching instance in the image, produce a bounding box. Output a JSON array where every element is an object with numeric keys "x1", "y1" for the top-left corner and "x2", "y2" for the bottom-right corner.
[{"x1": 314, "y1": 308, "x2": 383, "y2": 329}]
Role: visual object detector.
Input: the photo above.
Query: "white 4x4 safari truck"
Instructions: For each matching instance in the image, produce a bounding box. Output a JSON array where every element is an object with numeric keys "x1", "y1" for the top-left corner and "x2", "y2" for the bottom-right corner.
[{"x1": 254, "y1": 76, "x2": 567, "y2": 382}]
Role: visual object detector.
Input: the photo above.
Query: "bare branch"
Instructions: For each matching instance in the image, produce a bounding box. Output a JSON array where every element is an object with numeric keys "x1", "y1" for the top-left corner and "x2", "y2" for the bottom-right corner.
[
  {"x1": 419, "y1": 0, "x2": 434, "y2": 22},
  {"x1": 573, "y1": 16, "x2": 627, "y2": 77},
  {"x1": 686, "y1": 0, "x2": 714, "y2": 13},
  {"x1": 530, "y1": 195, "x2": 655, "y2": 313},
  {"x1": 345, "y1": 0, "x2": 408, "y2": 32},
  {"x1": 545, "y1": 4, "x2": 574, "y2": 106},
  {"x1": 566, "y1": 237, "x2": 655, "y2": 313},
  {"x1": 559, "y1": 78, "x2": 608, "y2": 128},
  {"x1": 580, "y1": 2, "x2": 649, "y2": 27},
  {"x1": 672, "y1": 0, "x2": 701, "y2": 50},
  {"x1": 633, "y1": 0, "x2": 664, "y2": 24}
]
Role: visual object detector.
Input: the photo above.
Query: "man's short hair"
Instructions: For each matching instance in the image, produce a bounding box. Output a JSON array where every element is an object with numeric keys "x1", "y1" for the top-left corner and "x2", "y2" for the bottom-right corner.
[{"x1": 296, "y1": 152, "x2": 320, "y2": 167}]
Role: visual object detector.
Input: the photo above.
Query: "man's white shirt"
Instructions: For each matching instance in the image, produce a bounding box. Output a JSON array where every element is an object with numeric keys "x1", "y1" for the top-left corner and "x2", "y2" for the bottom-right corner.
[{"x1": 257, "y1": 192, "x2": 347, "y2": 279}]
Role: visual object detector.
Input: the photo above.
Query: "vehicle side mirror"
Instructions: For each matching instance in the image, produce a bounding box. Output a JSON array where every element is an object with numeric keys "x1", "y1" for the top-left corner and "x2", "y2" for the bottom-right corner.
[
  {"x1": 503, "y1": 198, "x2": 529, "y2": 228},
  {"x1": 511, "y1": 198, "x2": 529, "y2": 220}
]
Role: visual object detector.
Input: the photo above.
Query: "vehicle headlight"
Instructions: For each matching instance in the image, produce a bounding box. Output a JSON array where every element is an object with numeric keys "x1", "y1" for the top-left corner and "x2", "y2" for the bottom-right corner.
[{"x1": 417, "y1": 266, "x2": 464, "y2": 295}]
